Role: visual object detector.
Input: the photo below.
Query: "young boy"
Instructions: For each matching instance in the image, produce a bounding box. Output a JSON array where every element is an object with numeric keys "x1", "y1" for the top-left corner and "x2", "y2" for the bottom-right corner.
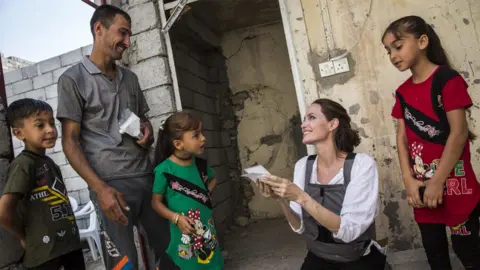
[{"x1": 0, "y1": 98, "x2": 85, "y2": 270}]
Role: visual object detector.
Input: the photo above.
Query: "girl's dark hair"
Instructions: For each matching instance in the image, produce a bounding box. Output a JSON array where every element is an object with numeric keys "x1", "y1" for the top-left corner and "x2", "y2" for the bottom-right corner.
[
  {"x1": 383, "y1": 16, "x2": 477, "y2": 142},
  {"x1": 154, "y1": 111, "x2": 202, "y2": 166},
  {"x1": 382, "y1": 15, "x2": 451, "y2": 68},
  {"x1": 312, "y1": 99, "x2": 361, "y2": 152}
]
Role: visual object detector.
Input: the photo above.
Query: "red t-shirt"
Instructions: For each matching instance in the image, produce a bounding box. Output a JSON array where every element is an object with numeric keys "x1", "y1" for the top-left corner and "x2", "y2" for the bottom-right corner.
[{"x1": 392, "y1": 66, "x2": 480, "y2": 226}]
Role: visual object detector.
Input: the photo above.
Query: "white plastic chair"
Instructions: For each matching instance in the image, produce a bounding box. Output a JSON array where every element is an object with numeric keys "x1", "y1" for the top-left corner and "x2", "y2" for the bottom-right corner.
[
  {"x1": 74, "y1": 201, "x2": 103, "y2": 261},
  {"x1": 69, "y1": 196, "x2": 78, "y2": 212}
]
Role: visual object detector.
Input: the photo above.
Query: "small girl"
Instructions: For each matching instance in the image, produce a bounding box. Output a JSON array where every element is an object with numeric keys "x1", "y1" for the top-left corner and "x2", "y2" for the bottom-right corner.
[
  {"x1": 383, "y1": 15, "x2": 480, "y2": 269},
  {"x1": 151, "y1": 111, "x2": 224, "y2": 270}
]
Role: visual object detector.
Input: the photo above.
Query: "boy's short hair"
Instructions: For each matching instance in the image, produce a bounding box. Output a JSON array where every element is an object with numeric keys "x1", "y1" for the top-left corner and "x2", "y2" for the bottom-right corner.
[{"x1": 6, "y1": 98, "x2": 53, "y2": 128}]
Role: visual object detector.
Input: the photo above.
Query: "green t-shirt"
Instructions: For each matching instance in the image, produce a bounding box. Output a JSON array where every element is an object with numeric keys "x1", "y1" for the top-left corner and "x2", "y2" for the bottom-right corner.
[
  {"x1": 153, "y1": 157, "x2": 224, "y2": 270},
  {"x1": 2, "y1": 150, "x2": 82, "y2": 268}
]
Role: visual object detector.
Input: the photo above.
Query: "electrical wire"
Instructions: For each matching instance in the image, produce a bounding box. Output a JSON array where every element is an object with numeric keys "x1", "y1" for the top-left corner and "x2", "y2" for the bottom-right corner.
[{"x1": 329, "y1": 0, "x2": 373, "y2": 61}]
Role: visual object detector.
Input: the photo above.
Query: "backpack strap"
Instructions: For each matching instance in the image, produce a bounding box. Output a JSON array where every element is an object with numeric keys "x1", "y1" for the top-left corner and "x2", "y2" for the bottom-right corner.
[
  {"x1": 194, "y1": 157, "x2": 209, "y2": 189},
  {"x1": 431, "y1": 66, "x2": 460, "y2": 134},
  {"x1": 343, "y1": 152, "x2": 357, "y2": 186},
  {"x1": 305, "y1": 155, "x2": 317, "y2": 185}
]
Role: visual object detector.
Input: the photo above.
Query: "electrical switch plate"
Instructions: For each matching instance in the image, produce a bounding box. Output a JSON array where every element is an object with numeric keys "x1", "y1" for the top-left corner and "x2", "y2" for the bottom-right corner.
[
  {"x1": 319, "y1": 61, "x2": 335, "y2": 77},
  {"x1": 333, "y1": 57, "x2": 350, "y2": 74}
]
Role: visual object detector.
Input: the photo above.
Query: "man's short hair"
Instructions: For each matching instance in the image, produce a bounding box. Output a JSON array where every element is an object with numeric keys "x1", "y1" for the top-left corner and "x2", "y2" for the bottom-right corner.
[
  {"x1": 6, "y1": 98, "x2": 53, "y2": 128},
  {"x1": 90, "y1": 4, "x2": 131, "y2": 38}
]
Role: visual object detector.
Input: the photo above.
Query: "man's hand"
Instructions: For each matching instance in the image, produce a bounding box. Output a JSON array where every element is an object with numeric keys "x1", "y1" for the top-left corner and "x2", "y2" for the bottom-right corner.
[
  {"x1": 96, "y1": 183, "x2": 130, "y2": 225},
  {"x1": 423, "y1": 179, "x2": 445, "y2": 209},
  {"x1": 136, "y1": 119, "x2": 154, "y2": 149}
]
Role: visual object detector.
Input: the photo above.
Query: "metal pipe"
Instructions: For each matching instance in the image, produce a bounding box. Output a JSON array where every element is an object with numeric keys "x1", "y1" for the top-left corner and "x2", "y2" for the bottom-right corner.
[
  {"x1": 164, "y1": 0, "x2": 199, "y2": 11},
  {"x1": 159, "y1": 0, "x2": 183, "y2": 111},
  {"x1": 81, "y1": 0, "x2": 99, "y2": 9}
]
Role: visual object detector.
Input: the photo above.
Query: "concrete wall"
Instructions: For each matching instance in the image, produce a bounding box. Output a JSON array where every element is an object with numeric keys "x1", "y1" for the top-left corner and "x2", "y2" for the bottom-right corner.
[
  {"x1": 172, "y1": 40, "x2": 242, "y2": 241},
  {"x1": 221, "y1": 22, "x2": 303, "y2": 219},
  {"x1": 4, "y1": 45, "x2": 94, "y2": 217},
  {"x1": 281, "y1": 0, "x2": 480, "y2": 251},
  {"x1": 0, "y1": 96, "x2": 23, "y2": 267}
]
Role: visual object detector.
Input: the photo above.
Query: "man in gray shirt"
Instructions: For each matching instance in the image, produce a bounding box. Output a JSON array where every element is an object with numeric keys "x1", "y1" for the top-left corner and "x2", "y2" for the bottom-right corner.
[{"x1": 57, "y1": 5, "x2": 170, "y2": 270}]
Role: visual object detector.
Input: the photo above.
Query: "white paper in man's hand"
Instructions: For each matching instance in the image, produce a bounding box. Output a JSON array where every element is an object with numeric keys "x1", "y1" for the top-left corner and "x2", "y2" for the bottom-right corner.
[{"x1": 242, "y1": 165, "x2": 270, "y2": 183}]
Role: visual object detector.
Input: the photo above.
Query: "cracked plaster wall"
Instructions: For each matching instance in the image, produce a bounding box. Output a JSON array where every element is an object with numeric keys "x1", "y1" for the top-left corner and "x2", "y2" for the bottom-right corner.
[
  {"x1": 283, "y1": 0, "x2": 480, "y2": 251},
  {"x1": 221, "y1": 23, "x2": 304, "y2": 219}
]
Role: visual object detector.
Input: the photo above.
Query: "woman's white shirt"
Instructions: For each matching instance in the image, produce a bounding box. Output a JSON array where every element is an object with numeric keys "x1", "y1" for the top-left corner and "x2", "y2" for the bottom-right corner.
[{"x1": 288, "y1": 153, "x2": 380, "y2": 245}]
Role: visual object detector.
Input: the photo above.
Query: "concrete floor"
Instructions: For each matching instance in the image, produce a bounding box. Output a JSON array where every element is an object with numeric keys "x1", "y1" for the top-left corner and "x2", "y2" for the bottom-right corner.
[
  {"x1": 82, "y1": 218, "x2": 464, "y2": 270},
  {"x1": 2, "y1": 219, "x2": 464, "y2": 270}
]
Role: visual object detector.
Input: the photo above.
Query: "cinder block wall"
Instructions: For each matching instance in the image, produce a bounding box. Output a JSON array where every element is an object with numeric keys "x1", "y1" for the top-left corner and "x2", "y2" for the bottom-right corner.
[
  {"x1": 4, "y1": 45, "x2": 93, "y2": 208},
  {"x1": 173, "y1": 41, "x2": 242, "y2": 242}
]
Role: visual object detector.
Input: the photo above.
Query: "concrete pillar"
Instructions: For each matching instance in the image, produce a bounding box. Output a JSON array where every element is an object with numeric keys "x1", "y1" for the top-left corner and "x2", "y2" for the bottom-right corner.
[{"x1": 0, "y1": 96, "x2": 23, "y2": 268}]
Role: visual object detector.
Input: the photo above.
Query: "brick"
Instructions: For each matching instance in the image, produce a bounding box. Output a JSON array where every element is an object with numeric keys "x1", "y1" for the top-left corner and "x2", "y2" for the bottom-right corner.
[
  {"x1": 129, "y1": 2, "x2": 158, "y2": 35},
  {"x1": 205, "y1": 148, "x2": 226, "y2": 167},
  {"x1": 226, "y1": 148, "x2": 238, "y2": 164},
  {"x1": 22, "y1": 64, "x2": 38, "y2": 78},
  {"x1": 53, "y1": 139, "x2": 62, "y2": 152},
  {"x1": 200, "y1": 112, "x2": 215, "y2": 131},
  {"x1": 208, "y1": 68, "x2": 218, "y2": 82},
  {"x1": 25, "y1": 88, "x2": 46, "y2": 101},
  {"x1": 45, "y1": 84, "x2": 58, "y2": 99},
  {"x1": 79, "y1": 188, "x2": 91, "y2": 204},
  {"x1": 61, "y1": 49, "x2": 83, "y2": 66},
  {"x1": 81, "y1": 45, "x2": 93, "y2": 56},
  {"x1": 7, "y1": 94, "x2": 25, "y2": 105},
  {"x1": 53, "y1": 67, "x2": 69, "y2": 83},
  {"x1": 179, "y1": 87, "x2": 194, "y2": 108},
  {"x1": 33, "y1": 73, "x2": 53, "y2": 89},
  {"x1": 144, "y1": 85, "x2": 174, "y2": 117},
  {"x1": 150, "y1": 114, "x2": 172, "y2": 141},
  {"x1": 213, "y1": 197, "x2": 233, "y2": 224},
  {"x1": 221, "y1": 131, "x2": 231, "y2": 147},
  {"x1": 5, "y1": 84, "x2": 13, "y2": 98},
  {"x1": 218, "y1": 68, "x2": 228, "y2": 83},
  {"x1": 38, "y1": 57, "x2": 61, "y2": 73},
  {"x1": 60, "y1": 164, "x2": 78, "y2": 179},
  {"x1": 4, "y1": 69, "x2": 23, "y2": 84},
  {"x1": 205, "y1": 131, "x2": 221, "y2": 148},
  {"x1": 131, "y1": 57, "x2": 171, "y2": 90},
  {"x1": 132, "y1": 29, "x2": 166, "y2": 64},
  {"x1": 211, "y1": 181, "x2": 233, "y2": 205},
  {"x1": 48, "y1": 152, "x2": 67, "y2": 166},
  {"x1": 47, "y1": 97, "x2": 58, "y2": 111},
  {"x1": 65, "y1": 177, "x2": 88, "y2": 192},
  {"x1": 12, "y1": 79, "x2": 33, "y2": 95}
]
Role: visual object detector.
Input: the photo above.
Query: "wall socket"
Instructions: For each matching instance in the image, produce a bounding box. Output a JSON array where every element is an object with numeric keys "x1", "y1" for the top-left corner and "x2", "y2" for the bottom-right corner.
[
  {"x1": 319, "y1": 61, "x2": 335, "y2": 77},
  {"x1": 333, "y1": 57, "x2": 350, "y2": 74}
]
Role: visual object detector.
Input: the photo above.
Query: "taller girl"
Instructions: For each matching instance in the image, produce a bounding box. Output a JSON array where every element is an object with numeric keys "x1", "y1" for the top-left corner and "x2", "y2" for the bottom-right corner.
[{"x1": 383, "y1": 15, "x2": 480, "y2": 269}]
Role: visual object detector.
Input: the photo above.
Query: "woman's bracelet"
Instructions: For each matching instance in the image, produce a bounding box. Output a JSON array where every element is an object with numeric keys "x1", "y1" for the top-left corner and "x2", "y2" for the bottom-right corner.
[{"x1": 173, "y1": 213, "x2": 180, "y2": 225}]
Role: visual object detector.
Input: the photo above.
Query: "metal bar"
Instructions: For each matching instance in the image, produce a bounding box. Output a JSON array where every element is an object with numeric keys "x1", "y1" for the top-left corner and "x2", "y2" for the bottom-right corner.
[
  {"x1": 278, "y1": 0, "x2": 312, "y2": 155},
  {"x1": 159, "y1": 0, "x2": 183, "y2": 111},
  {"x1": 81, "y1": 0, "x2": 99, "y2": 9},
  {"x1": 0, "y1": 56, "x2": 14, "y2": 161},
  {"x1": 164, "y1": 0, "x2": 199, "y2": 11}
]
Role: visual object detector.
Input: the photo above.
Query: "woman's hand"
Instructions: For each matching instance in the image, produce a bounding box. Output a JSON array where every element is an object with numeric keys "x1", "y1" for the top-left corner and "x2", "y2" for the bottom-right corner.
[
  {"x1": 405, "y1": 177, "x2": 425, "y2": 208},
  {"x1": 261, "y1": 175, "x2": 306, "y2": 203},
  {"x1": 423, "y1": 179, "x2": 444, "y2": 209},
  {"x1": 256, "y1": 179, "x2": 279, "y2": 199}
]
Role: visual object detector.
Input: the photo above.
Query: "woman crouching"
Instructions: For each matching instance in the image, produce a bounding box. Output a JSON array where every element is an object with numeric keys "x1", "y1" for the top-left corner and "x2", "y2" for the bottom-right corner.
[{"x1": 258, "y1": 98, "x2": 386, "y2": 270}]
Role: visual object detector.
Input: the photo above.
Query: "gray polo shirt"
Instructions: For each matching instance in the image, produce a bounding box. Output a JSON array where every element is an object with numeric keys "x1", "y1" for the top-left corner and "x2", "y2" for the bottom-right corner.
[{"x1": 57, "y1": 56, "x2": 152, "y2": 181}]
